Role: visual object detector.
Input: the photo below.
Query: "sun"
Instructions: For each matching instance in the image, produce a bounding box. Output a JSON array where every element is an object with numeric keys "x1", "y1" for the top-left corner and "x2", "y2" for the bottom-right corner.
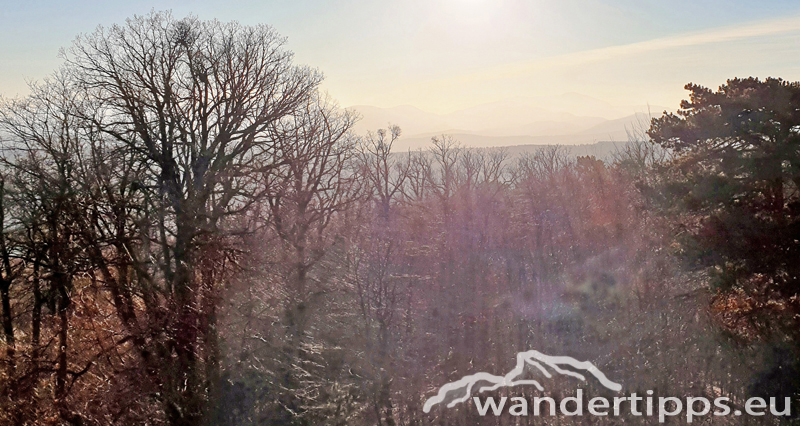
[{"x1": 441, "y1": 0, "x2": 497, "y2": 21}]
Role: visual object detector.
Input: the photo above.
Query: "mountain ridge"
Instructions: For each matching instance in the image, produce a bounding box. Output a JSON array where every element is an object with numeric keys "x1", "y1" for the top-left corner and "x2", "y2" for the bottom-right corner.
[{"x1": 348, "y1": 94, "x2": 668, "y2": 150}]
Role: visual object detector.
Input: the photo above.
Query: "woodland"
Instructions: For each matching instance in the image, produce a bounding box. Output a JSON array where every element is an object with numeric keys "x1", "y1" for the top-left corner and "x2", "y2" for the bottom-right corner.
[{"x1": 1, "y1": 12, "x2": 799, "y2": 425}]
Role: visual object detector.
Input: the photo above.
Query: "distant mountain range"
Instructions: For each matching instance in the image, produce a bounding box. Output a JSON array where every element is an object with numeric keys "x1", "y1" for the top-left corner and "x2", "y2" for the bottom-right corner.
[{"x1": 347, "y1": 93, "x2": 671, "y2": 152}]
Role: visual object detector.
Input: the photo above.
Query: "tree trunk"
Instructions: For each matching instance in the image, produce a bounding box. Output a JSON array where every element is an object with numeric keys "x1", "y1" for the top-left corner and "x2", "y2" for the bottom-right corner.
[
  {"x1": 28, "y1": 259, "x2": 42, "y2": 421},
  {"x1": 55, "y1": 279, "x2": 82, "y2": 425},
  {"x1": 0, "y1": 278, "x2": 14, "y2": 374}
]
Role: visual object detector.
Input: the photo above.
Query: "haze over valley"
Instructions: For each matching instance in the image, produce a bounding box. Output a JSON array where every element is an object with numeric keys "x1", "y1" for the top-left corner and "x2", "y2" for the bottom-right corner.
[{"x1": 349, "y1": 93, "x2": 668, "y2": 150}]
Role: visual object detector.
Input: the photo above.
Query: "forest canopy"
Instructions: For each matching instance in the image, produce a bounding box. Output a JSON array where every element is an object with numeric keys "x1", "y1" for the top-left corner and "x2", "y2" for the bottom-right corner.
[{"x1": 0, "y1": 12, "x2": 798, "y2": 426}]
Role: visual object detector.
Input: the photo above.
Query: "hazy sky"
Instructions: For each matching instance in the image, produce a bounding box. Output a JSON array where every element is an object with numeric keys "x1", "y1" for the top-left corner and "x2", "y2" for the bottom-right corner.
[{"x1": 3, "y1": 0, "x2": 800, "y2": 114}]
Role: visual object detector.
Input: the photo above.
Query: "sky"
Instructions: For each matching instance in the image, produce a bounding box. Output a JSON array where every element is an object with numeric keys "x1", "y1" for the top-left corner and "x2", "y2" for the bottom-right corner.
[{"x1": 2, "y1": 0, "x2": 800, "y2": 116}]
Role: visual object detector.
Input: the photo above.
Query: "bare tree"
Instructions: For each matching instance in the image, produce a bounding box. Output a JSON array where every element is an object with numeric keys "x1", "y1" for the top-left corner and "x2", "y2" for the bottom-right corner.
[
  {"x1": 0, "y1": 75, "x2": 99, "y2": 424},
  {"x1": 265, "y1": 95, "x2": 358, "y2": 331},
  {"x1": 1, "y1": 12, "x2": 325, "y2": 425},
  {"x1": 357, "y1": 125, "x2": 410, "y2": 220},
  {"x1": 258, "y1": 94, "x2": 360, "y2": 422}
]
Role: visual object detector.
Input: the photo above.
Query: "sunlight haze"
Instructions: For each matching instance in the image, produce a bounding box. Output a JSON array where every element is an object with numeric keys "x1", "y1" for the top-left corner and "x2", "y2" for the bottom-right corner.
[
  {"x1": 3, "y1": 0, "x2": 799, "y2": 145},
  {"x1": 3, "y1": 3, "x2": 800, "y2": 424}
]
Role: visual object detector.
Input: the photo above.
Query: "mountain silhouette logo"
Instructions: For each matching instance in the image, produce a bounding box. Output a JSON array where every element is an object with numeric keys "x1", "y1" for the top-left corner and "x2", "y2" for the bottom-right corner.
[{"x1": 423, "y1": 350, "x2": 622, "y2": 413}]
